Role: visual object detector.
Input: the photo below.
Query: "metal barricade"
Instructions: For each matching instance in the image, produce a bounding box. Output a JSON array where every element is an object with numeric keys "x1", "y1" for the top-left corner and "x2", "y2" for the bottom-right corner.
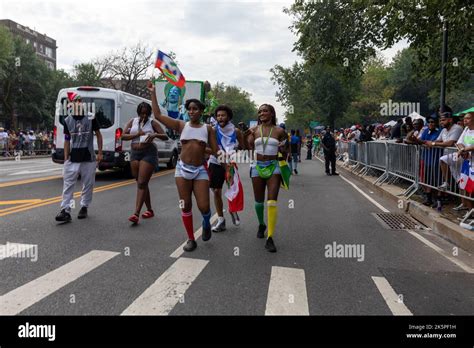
[
  {"x1": 366, "y1": 141, "x2": 387, "y2": 170},
  {"x1": 419, "y1": 145, "x2": 474, "y2": 201}
]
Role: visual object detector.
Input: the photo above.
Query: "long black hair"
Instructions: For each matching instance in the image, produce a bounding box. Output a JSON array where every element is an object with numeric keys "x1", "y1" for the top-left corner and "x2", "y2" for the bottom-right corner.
[{"x1": 257, "y1": 104, "x2": 277, "y2": 125}]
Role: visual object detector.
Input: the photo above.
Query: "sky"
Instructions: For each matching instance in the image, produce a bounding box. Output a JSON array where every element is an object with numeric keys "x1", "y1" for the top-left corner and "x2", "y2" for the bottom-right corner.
[{"x1": 1, "y1": 0, "x2": 407, "y2": 123}]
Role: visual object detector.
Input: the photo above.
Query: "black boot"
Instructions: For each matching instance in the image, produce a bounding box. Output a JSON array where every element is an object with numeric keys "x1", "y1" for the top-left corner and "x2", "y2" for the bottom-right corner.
[
  {"x1": 183, "y1": 240, "x2": 197, "y2": 252},
  {"x1": 257, "y1": 224, "x2": 266, "y2": 238},
  {"x1": 55, "y1": 209, "x2": 72, "y2": 222},
  {"x1": 265, "y1": 237, "x2": 277, "y2": 252}
]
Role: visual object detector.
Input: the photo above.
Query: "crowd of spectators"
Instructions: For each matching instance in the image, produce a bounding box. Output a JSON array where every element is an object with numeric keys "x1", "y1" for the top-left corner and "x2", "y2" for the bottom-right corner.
[{"x1": 0, "y1": 128, "x2": 53, "y2": 157}]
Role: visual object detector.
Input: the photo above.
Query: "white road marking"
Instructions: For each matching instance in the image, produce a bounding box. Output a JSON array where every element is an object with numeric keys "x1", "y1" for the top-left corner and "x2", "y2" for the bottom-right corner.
[
  {"x1": 170, "y1": 213, "x2": 218, "y2": 258},
  {"x1": 407, "y1": 230, "x2": 474, "y2": 274},
  {"x1": 317, "y1": 157, "x2": 473, "y2": 273},
  {"x1": 265, "y1": 266, "x2": 309, "y2": 315},
  {"x1": 121, "y1": 257, "x2": 208, "y2": 315},
  {"x1": 0, "y1": 250, "x2": 119, "y2": 315},
  {"x1": 372, "y1": 276, "x2": 413, "y2": 315},
  {"x1": 9, "y1": 168, "x2": 62, "y2": 176}
]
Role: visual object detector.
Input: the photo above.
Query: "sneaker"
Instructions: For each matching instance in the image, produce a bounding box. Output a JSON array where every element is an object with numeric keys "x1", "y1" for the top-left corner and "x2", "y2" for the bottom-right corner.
[
  {"x1": 438, "y1": 182, "x2": 448, "y2": 191},
  {"x1": 183, "y1": 240, "x2": 197, "y2": 252},
  {"x1": 212, "y1": 218, "x2": 226, "y2": 232},
  {"x1": 265, "y1": 237, "x2": 277, "y2": 252},
  {"x1": 202, "y1": 224, "x2": 212, "y2": 241},
  {"x1": 257, "y1": 224, "x2": 266, "y2": 239},
  {"x1": 55, "y1": 209, "x2": 72, "y2": 222},
  {"x1": 294, "y1": 169, "x2": 298, "y2": 175},
  {"x1": 78, "y1": 207, "x2": 88, "y2": 219},
  {"x1": 230, "y1": 212, "x2": 241, "y2": 226},
  {"x1": 331, "y1": 172, "x2": 339, "y2": 176},
  {"x1": 453, "y1": 203, "x2": 468, "y2": 212}
]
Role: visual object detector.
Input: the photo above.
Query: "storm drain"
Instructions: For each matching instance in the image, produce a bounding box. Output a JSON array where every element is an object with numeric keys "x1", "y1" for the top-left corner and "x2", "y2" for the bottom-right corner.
[{"x1": 372, "y1": 213, "x2": 429, "y2": 231}]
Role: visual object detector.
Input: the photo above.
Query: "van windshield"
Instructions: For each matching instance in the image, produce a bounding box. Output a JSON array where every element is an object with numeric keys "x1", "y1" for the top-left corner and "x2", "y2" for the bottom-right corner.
[{"x1": 59, "y1": 97, "x2": 115, "y2": 129}]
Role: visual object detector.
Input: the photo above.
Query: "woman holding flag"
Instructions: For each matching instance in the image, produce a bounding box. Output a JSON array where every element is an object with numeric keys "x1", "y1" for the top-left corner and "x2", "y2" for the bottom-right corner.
[
  {"x1": 147, "y1": 80, "x2": 218, "y2": 252},
  {"x1": 207, "y1": 105, "x2": 246, "y2": 232},
  {"x1": 245, "y1": 104, "x2": 290, "y2": 252},
  {"x1": 455, "y1": 111, "x2": 474, "y2": 211}
]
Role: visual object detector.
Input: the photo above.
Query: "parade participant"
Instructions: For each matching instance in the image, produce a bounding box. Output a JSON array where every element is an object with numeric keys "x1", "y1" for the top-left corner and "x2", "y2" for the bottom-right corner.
[
  {"x1": 207, "y1": 105, "x2": 246, "y2": 232},
  {"x1": 121, "y1": 102, "x2": 168, "y2": 224},
  {"x1": 306, "y1": 135, "x2": 313, "y2": 160},
  {"x1": 245, "y1": 104, "x2": 289, "y2": 252},
  {"x1": 321, "y1": 127, "x2": 339, "y2": 176},
  {"x1": 312, "y1": 133, "x2": 320, "y2": 157},
  {"x1": 147, "y1": 81, "x2": 218, "y2": 252},
  {"x1": 55, "y1": 92, "x2": 103, "y2": 222},
  {"x1": 290, "y1": 129, "x2": 299, "y2": 174}
]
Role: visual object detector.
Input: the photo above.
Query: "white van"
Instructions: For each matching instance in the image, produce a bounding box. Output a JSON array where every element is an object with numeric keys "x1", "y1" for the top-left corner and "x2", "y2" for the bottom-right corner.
[{"x1": 52, "y1": 86, "x2": 179, "y2": 173}]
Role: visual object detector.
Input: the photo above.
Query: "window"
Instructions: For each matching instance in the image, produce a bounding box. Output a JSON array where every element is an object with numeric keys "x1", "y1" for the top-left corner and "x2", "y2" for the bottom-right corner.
[
  {"x1": 26, "y1": 38, "x2": 30, "y2": 44},
  {"x1": 46, "y1": 61, "x2": 54, "y2": 70},
  {"x1": 33, "y1": 42, "x2": 37, "y2": 48},
  {"x1": 45, "y1": 47, "x2": 53, "y2": 58},
  {"x1": 59, "y1": 97, "x2": 115, "y2": 129}
]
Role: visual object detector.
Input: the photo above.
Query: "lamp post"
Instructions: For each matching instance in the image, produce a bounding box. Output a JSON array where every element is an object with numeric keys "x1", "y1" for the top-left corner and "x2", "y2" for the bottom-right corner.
[{"x1": 440, "y1": 18, "x2": 448, "y2": 112}]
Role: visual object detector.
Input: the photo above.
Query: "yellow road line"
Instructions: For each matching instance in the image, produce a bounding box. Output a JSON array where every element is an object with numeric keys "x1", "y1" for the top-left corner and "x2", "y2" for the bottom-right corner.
[
  {"x1": 0, "y1": 170, "x2": 173, "y2": 217},
  {"x1": 0, "y1": 199, "x2": 43, "y2": 205},
  {"x1": 0, "y1": 175, "x2": 63, "y2": 188}
]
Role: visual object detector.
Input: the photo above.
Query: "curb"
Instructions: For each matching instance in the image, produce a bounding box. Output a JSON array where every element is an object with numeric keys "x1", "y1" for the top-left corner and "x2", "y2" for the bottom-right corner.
[
  {"x1": 337, "y1": 162, "x2": 474, "y2": 253},
  {"x1": 0, "y1": 155, "x2": 51, "y2": 161}
]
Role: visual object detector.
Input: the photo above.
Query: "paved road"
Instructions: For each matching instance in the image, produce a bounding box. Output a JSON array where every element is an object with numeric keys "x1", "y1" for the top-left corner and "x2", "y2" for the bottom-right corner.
[
  {"x1": 0, "y1": 156, "x2": 473, "y2": 315},
  {"x1": 0, "y1": 157, "x2": 63, "y2": 184}
]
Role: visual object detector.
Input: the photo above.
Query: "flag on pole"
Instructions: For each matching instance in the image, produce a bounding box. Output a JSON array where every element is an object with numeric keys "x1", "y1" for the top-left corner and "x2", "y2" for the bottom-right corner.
[
  {"x1": 155, "y1": 50, "x2": 186, "y2": 88},
  {"x1": 225, "y1": 163, "x2": 244, "y2": 213}
]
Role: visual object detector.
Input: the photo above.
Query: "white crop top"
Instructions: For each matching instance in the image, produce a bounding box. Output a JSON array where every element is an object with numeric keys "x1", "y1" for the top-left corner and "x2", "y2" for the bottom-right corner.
[
  {"x1": 130, "y1": 117, "x2": 154, "y2": 144},
  {"x1": 255, "y1": 136, "x2": 279, "y2": 156},
  {"x1": 180, "y1": 122, "x2": 208, "y2": 143}
]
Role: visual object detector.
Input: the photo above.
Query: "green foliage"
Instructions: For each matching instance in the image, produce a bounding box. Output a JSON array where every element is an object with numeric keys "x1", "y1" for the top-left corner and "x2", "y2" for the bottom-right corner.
[
  {"x1": 210, "y1": 82, "x2": 258, "y2": 125},
  {"x1": 73, "y1": 63, "x2": 102, "y2": 86},
  {"x1": 274, "y1": 0, "x2": 474, "y2": 129}
]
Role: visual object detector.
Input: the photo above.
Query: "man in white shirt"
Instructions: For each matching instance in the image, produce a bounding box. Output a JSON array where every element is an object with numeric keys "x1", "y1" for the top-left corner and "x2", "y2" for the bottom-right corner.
[
  {"x1": 427, "y1": 113, "x2": 464, "y2": 188},
  {"x1": 0, "y1": 127, "x2": 9, "y2": 156}
]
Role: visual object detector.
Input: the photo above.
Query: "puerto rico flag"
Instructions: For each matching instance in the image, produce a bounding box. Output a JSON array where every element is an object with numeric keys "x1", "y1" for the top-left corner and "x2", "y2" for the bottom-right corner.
[
  {"x1": 155, "y1": 50, "x2": 186, "y2": 88},
  {"x1": 458, "y1": 159, "x2": 474, "y2": 193}
]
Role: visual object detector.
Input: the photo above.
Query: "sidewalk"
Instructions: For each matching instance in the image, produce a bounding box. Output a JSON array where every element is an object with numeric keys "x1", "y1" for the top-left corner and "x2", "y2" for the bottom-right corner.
[{"x1": 335, "y1": 158, "x2": 474, "y2": 253}]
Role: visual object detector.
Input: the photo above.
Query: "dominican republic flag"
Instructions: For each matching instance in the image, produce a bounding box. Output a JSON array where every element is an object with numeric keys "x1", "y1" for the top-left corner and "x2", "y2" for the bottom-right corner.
[
  {"x1": 224, "y1": 163, "x2": 244, "y2": 213},
  {"x1": 155, "y1": 50, "x2": 186, "y2": 88},
  {"x1": 458, "y1": 159, "x2": 474, "y2": 193}
]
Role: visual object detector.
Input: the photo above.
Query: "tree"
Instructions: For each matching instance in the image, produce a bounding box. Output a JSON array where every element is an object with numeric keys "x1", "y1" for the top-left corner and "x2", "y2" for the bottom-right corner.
[
  {"x1": 210, "y1": 82, "x2": 258, "y2": 125},
  {"x1": 271, "y1": 61, "x2": 358, "y2": 130},
  {"x1": 73, "y1": 63, "x2": 102, "y2": 86},
  {"x1": 97, "y1": 42, "x2": 154, "y2": 95},
  {"x1": 0, "y1": 36, "x2": 52, "y2": 129},
  {"x1": 0, "y1": 26, "x2": 13, "y2": 80}
]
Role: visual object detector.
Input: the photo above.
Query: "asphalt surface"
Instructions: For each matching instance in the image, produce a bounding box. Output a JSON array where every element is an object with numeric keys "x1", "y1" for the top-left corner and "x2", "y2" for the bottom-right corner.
[{"x1": 0, "y1": 154, "x2": 473, "y2": 315}]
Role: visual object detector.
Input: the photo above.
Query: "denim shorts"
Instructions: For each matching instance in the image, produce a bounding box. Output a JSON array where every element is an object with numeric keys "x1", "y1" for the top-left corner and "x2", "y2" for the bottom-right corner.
[
  {"x1": 175, "y1": 160, "x2": 209, "y2": 180},
  {"x1": 250, "y1": 160, "x2": 281, "y2": 178}
]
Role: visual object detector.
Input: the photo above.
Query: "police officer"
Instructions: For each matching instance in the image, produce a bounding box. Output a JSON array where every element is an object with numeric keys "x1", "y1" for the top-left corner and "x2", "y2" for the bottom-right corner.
[{"x1": 321, "y1": 127, "x2": 339, "y2": 176}]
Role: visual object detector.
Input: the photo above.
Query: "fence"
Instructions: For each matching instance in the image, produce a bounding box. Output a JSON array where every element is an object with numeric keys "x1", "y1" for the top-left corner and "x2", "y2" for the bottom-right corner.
[
  {"x1": 0, "y1": 139, "x2": 52, "y2": 157},
  {"x1": 337, "y1": 140, "x2": 474, "y2": 201}
]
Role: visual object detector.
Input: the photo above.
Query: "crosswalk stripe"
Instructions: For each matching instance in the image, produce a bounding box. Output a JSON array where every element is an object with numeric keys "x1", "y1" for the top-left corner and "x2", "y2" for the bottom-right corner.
[
  {"x1": 265, "y1": 266, "x2": 309, "y2": 315},
  {"x1": 169, "y1": 213, "x2": 218, "y2": 258},
  {"x1": 0, "y1": 243, "x2": 37, "y2": 261},
  {"x1": 372, "y1": 276, "x2": 413, "y2": 315},
  {"x1": 0, "y1": 250, "x2": 120, "y2": 315},
  {"x1": 121, "y1": 257, "x2": 208, "y2": 315}
]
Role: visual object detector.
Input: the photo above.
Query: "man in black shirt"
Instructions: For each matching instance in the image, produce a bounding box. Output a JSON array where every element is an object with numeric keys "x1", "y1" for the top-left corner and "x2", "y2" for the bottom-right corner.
[
  {"x1": 55, "y1": 92, "x2": 103, "y2": 222},
  {"x1": 321, "y1": 127, "x2": 339, "y2": 176}
]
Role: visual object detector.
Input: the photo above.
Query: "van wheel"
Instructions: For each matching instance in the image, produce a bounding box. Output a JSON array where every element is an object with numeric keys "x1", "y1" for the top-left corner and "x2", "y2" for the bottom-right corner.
[{"x1": 167, "y1": 151, "x2": 178, "y2": 169}]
